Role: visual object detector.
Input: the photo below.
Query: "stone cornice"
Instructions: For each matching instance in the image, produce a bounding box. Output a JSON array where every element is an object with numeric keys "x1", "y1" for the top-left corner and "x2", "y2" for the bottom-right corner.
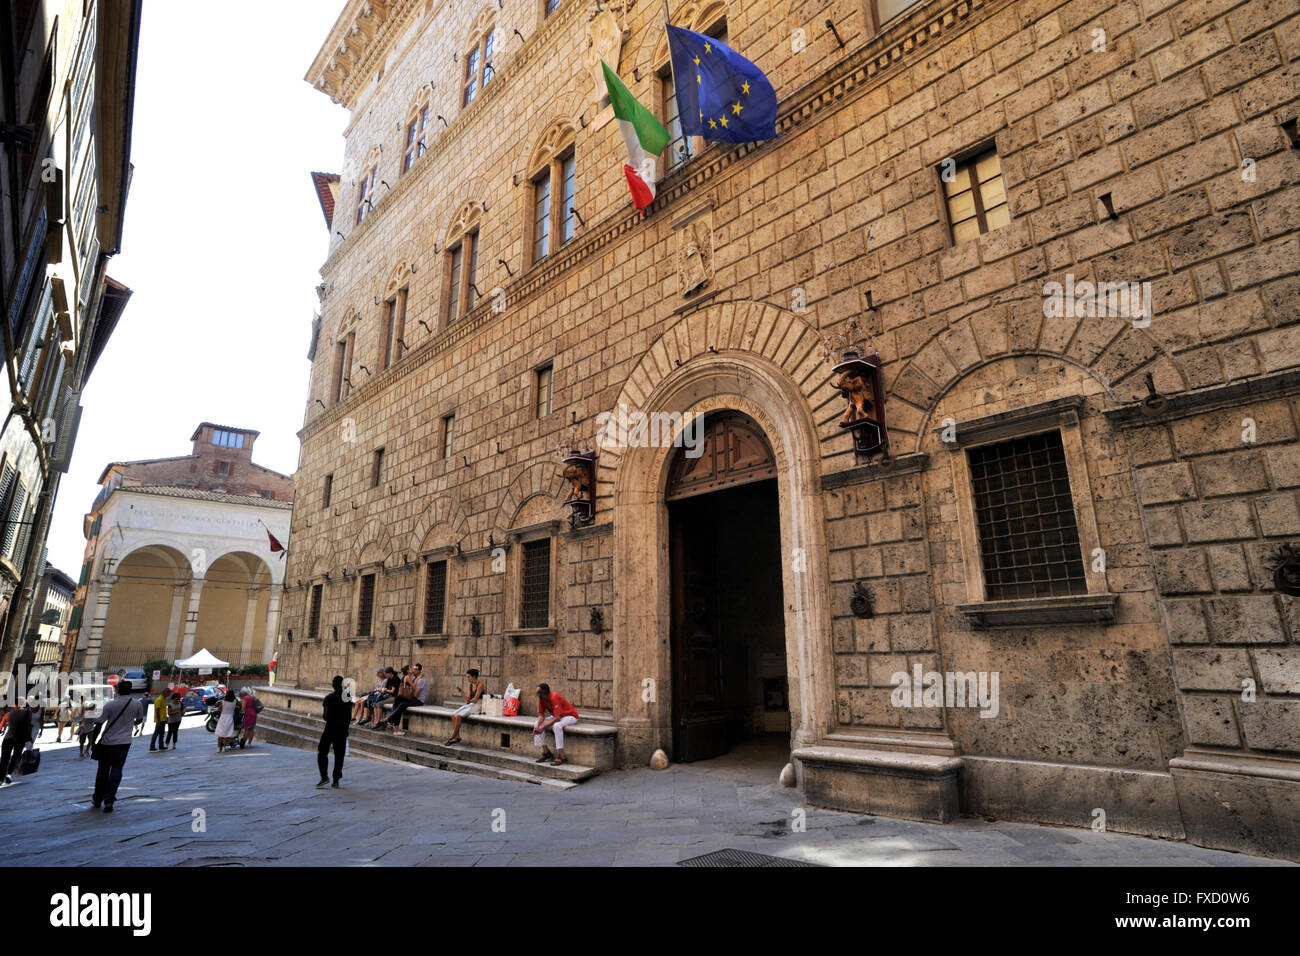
[
  {"x1": 303, "y1": 0, "x2": 1008, "y2": 443},
  {"x1": 307, "y1": 0, "x2": 419, "y2": 109}
]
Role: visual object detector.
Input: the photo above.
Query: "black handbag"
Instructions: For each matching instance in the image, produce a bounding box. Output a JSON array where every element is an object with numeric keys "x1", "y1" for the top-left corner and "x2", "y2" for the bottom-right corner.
[{"x1": 90, "y1": 699, "x2": 131, "y2": 760}]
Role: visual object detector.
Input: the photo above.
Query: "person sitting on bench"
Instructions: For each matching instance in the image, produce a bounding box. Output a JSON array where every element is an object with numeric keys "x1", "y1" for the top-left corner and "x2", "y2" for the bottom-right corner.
[
  {"x1": 446, "y1": 669, "x2": 485, "y2": 745},
  {"x1": 352, "y1": 669, "x2": 386, "y2": 723},
  {"x1": 377, "y1": 663, "x2": 425, "y2": 735},
  {"x1": 533, "y1": 683, "x2": 579, "y2": 767}
]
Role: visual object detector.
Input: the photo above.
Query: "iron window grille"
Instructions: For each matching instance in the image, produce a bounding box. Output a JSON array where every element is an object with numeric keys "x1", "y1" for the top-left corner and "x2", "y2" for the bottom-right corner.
[
  {"x1": 967, "y1": 431, "x2": 1087, "y2": 601},
  {"x1": 357, "y1": 573, "x2": 376, "y2": 636},
  {"x1": 308, "y1": 584, "x2": 322, "y2": 640},
  {"x1": 520, "y1": 538, "x2": 551, "y2": 628},
  {"x1": 424, "y1": 560, "x2": 448, "y2": 634}
]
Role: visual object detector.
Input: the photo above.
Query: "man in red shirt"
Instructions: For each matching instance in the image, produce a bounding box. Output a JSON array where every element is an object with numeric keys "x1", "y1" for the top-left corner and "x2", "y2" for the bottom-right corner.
[{"x1": 533, "y1": 683, "x2": 579, "y2": 766}]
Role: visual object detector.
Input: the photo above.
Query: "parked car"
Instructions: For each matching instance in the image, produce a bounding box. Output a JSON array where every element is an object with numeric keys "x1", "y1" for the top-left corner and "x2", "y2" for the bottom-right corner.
[
  {"x1": 107, "y1": 668, "x2": 151, "y2": 696},
  {"x1": 180, "y1": 690, "x2": 209, "y2": 715}
]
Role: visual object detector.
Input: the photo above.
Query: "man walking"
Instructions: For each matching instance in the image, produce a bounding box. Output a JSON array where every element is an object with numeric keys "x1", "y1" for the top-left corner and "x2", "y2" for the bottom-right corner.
[
  {"x1": 148, "y1": 689, "x2": 168, "y2": 752},
  {"x1": 91, "y1": 681, "x2": 137, "y2": 812},
  {"x1": 316, "y1": 675, "x2": 349, "y2": 789},
  {"x1": 0, "y1": 699, "x2": 34, "y2": 785}
]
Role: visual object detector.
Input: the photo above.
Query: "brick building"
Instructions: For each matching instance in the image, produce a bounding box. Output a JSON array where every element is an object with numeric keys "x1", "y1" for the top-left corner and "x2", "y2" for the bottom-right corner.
[{"x1": 281, "y1": 0, "x2": 1300, "y2": 857}]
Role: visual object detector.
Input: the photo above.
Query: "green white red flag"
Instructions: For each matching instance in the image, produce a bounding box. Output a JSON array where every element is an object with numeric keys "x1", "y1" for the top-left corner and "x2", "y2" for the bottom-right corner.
[{"x1": 602, "y1": 60, "x2": 670, "y2": 210}]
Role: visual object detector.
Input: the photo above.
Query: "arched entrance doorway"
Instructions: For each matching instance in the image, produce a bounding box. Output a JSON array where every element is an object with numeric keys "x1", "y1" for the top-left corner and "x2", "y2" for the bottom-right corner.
[{"x1": 666, "y1": 411, "x2": 787, "y2": 762}]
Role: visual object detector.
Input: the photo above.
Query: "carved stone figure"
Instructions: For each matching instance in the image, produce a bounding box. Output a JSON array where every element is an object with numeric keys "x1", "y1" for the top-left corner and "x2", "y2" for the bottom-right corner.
[
  {"x1": 583, "y1": 8, "x2": 630, "y2": 108},
  {"x1": 835, "y1": 367, "x2": 875, "y2": 427},
  {"x1": 678, "y1": 221, "x2": 713, "y2": 297},
  {"x1": 562, "y1": 461, "x2": 592, "y2": 503}
]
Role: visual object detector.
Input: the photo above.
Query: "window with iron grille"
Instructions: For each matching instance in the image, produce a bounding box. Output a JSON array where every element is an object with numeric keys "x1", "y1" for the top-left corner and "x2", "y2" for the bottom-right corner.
[
  {"x1": 357, "y1": 573, "x2": 376, "y2": 636},
  {"x1": 520, "y1": 539, "x2": 551, "y2": 628},
  {"x1": 424, "y1": 560, "x2": 448, "y2": 634},
  {"x1": 967, "y1": 431, "x2": 1087, "y2": 600},
  {"x1": 308, "y1": 584, "x2": 322, "y2": 640}
]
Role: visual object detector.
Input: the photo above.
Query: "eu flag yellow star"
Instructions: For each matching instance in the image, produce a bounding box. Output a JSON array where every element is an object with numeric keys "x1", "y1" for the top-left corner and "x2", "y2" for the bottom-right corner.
[
  {"x1": 741, "y1": 81, "x2": 751, "y2": 95},
  {"x1": 693, "y1": 56, "x2": 700, "y2": 66},
  {"x1": 719, "y1": 114, "x2": 728, "y2": 128},
  {"x1": 708, "y1": 118, "x2": 717, "y2": 129},
  {"x1": 704, "y1": 42, "x2": 712, "y2": 53},
  {"x1": 732, "y1": 101, "x2": 744, "y2": 115},
  {"x1": 696, "y1": 73, "x2": 701, "y2": 84}
]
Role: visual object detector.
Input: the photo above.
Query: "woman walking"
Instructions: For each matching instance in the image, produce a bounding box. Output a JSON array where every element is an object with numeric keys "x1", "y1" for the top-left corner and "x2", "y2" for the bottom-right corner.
[
  {"x1": 55, "y1": 697, "x2": 75, "y2": 742},
  {"x1": 239, "y1": 690, "x2": 259, "y2": 747},
  {"x1": 215, "y1": 689, "x2": 239, "y2": 752},
  {"x1": 165, "y1": 692, "x2": 184, "y2": 749}
]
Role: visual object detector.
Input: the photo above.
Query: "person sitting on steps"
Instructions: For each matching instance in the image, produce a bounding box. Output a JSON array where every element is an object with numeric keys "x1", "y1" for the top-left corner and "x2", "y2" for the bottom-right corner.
[
  {"x1": 446, "y1": 669, "x2": 485, "y2": 745},
  {"x1": 533, "y1": 683, "x2": 579, "y2": 767}
]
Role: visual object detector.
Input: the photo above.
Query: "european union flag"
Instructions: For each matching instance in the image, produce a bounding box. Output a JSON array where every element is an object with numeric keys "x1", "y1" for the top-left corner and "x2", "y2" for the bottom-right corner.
[{"x1": 666, "y1": 25, "x2": 778, "y2": 144}]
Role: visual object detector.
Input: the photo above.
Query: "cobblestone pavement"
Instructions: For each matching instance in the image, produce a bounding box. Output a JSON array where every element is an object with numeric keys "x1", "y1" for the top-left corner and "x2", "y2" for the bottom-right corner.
[{"x1": 2, "y1": 719, "x2": 1291, "y2": 867}]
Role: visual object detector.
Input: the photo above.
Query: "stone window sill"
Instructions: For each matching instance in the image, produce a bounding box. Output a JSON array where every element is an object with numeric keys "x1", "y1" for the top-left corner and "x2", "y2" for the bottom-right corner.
[
  {"x1": 506, "y1": 627, "x2": 557, "y2": 646},
  {"x1": 958, "y1": 593, "x2": 1118, "y2": 630},
  {"x1": 412, "y1": 633, "x2": 449, "y2": 646}
]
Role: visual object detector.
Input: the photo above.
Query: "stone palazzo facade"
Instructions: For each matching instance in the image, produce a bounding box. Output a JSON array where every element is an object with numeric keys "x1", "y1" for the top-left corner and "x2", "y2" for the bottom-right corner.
[{"x1": 283, "y1": 0, "x2": 1300, "y2": 857}]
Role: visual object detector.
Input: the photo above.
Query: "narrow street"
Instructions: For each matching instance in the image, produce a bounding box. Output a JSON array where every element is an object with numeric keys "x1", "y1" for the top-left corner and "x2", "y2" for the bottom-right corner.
[{"x1": 3, "y1": 718, "x2": 1290, "y2": 868}]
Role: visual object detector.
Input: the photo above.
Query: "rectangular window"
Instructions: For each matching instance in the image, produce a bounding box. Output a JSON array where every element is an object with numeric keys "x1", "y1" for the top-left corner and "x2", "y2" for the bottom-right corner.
[
  {"x1": 943, "y1": 148, "x2": 1008, "y2": 243},
  {"x1": 545, "y1": 0, "x2": 562, "y2": 16},
  {"x1": 441, "y1": 414, "x2": 455, "y2": 459},
  {"x1": 872, "y1": 0, "x2": 925, "y2": 29},
  {"x1": 536, "y1": 364, "x2": 553, "y2": 418},
  {"x1": 382, "y1": 292, "x2": 406, "y2": 369},
  {"x1": 423, "y1": 559, "x2": 448, "y2": 634},
  {"x1": 560, "y1": 153, "x2": 576, "y2": 244},
  {"x1": 465, "y1": 231, "x2": 479, "y2": 311},
  {"x1": 967, "y1": 431, "x2": 1087, "y2": 601},
  {"x1": 308, "y1": 584, "x2": 323, "y2": 640},
  {"x1": 323, "y1": 473, "x2": 333, "y2": 509},
  {"x1": 332, "y1": 340, "x2": 347, "y2": 404},
  {"x1": 357, "y1": 573, "x2": 376, "y2": 637},
  {"x1": 482, "y1": 31, "x2": 495, "y2": 85},
  {"x1": 533, "y1": 169, "x2": 551, "y2": 262},
  {"x1": 373, "y1": 448, "x2": 385, "y2": 487},
  {"x1": 520, "y1": 539, "x2": 551, "y2": 629},
  {"x1": 464, "y1": 32, "x2": 493, "y2": 107},
  {"x1": 661, "y1": 69, "x2": 691, "y2": 169},
  {"x1": 216, "y1": 461, "x2": 230, "y2": 476},
  {"x1": 447, "y1": 242, "x2": 463, "y2": 322}
]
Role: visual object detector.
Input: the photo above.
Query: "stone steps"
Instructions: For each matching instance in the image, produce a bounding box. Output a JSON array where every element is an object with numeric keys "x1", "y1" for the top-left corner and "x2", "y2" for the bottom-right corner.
[{"x1": 257, "y1": 708, "x2": 595, "y2": 791}]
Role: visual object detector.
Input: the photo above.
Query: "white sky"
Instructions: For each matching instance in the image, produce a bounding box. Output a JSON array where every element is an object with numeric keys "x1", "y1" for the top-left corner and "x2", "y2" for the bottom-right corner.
[{"x1": 44, "y1": 1, "x2": 349, "y2": 575}]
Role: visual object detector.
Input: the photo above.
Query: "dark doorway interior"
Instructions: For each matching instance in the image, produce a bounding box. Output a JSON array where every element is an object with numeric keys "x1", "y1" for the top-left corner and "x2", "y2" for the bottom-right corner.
[{"x1": 669, "y1": 477, "x2": 787, "y2": 762}]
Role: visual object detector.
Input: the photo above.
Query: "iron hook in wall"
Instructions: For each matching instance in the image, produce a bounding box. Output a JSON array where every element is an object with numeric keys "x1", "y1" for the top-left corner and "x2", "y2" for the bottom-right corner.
[
  {"x1": 570, "y1": 206, "x2": 585, "y2": 226},
  {"x1": 826, "y1": 19, "x2": 846, "y2": 49},
  {"x1": 497, "y1": 259, "x2": 515, "y2": 277}
]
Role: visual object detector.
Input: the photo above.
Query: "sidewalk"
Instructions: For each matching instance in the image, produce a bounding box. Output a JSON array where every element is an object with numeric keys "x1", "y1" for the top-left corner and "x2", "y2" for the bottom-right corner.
[{"x1": 1, "y1": 721, "x2": 1291, "y2": 867}]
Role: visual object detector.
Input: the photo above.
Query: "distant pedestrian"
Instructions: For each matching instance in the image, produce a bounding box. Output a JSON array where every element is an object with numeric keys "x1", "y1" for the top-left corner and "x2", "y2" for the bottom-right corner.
[
  {"x1": 1, "y1": 699, "x2": 34, "y2": 785},
  {"x1": 148, "y1": 690, "x2": 168, "y2": 752},
  {"x1": 239, "y1": 690, "x2": 259, "y2": 747},
  {"x1": 165, "y1": 693, "x2": 184, "y2": 749},
  {"x1": 55, "y1": 698, "x2": 75, "y2": 742},
  {"x1": 29, "y1": 694, "x2": 43, "y2": 741},
  {"x1": 316, "y1": 675, "x2": 349, "y2": 789},
  {"x1": 215, "y1": 689, "x2": 238, "y2": 752},
  {"x1": 90, "y1": 681, "x2": 137, "y2": 812},
  {"x1": 76, "y1": 697, "x2": 94, "y2": 758},
  {"x1": 131, "y1": 695, "x2": 146, "y2": 737}
]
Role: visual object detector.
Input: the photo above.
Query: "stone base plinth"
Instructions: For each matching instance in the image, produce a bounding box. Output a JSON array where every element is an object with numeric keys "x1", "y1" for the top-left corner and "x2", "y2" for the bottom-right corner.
[{"x1": 795, "y1": 746, "x2": 962, "y2": 823}]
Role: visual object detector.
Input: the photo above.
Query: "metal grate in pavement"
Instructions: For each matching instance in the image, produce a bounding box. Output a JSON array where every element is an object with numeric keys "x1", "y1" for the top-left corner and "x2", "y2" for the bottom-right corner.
[{"x1": 678, "y1": 848, "x2": 820, "y2": 867}]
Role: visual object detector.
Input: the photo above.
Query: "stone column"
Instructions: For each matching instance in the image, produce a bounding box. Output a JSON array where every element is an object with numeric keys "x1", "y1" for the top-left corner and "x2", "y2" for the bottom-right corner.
[
  {"x1": 262, "y1": 584, "x2": 282, "y2": 664},
  {"x1": 178, "y1": 578, "x2": 205, "y2": 659},
  {"x1": 82, "y1": 574, "x2": 117, "y2": 673},
  {"x1": 163, "y1": 584, "x2": 187, "y2": 660}
]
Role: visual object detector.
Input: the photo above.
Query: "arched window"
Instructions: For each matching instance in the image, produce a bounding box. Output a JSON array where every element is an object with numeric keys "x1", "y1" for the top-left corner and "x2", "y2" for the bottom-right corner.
[
  {"x1": 444, "y1": 202, "x2": 482, "y2": 325},
  {"x1": 527, "y1": 121, "x2": 577, "y2": 266},
  {"x1": 462, "y1": 10, "x2": 496, "y2": 108},
  {"x1": 330, "y1": 311, "x2": 361, "y2": 406},
  {"x1": 380, "y1": 261, "x2": 414, "y2": 369},
  {"x1": 403, "y1": 92, "x2": 430, "y2": 173},
  {"x1": 654, "y1": 2, "x2": 728, "y2": 175}
]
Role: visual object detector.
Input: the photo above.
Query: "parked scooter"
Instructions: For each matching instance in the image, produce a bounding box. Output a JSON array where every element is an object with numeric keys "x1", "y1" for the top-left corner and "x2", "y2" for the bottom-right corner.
[{"x1": 204, "y1": 697, "x2": 220, "y2": 733}]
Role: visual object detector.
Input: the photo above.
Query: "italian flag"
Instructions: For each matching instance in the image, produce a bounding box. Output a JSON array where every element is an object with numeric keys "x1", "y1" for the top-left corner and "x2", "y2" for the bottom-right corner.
[{"x1": 602, "y1": 60, "x2": 670, "y2": 210}]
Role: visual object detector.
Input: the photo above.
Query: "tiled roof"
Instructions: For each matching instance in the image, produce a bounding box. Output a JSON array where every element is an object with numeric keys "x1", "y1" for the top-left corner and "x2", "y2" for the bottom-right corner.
[
  {"x1": 311, "y1": 171, "x2": 340, "y2": 229},
  {"x1": 120, "y1": 486, "x2": 293, "y2": 509}
]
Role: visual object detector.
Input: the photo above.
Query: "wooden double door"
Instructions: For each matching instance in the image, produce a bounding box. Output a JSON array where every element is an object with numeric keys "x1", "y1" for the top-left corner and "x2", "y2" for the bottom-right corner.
[{"x1": 667, "y1": 413, "x2": 786, "y2": 762}]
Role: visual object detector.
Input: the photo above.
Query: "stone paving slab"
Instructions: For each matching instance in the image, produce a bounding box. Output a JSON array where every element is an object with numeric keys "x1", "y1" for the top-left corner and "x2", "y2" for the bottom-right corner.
[{"x1": 0, "y1": 719, "x2": 1292, "y2": 867}]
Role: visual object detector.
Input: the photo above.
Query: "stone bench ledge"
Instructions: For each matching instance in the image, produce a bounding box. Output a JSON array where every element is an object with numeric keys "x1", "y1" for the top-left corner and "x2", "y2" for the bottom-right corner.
[
  {"x1": 795, "y1": 745, "x2": 964, "y2": 775},
  {"x1": 388, "y1": 703, "x2": 617, "y2": 737}
]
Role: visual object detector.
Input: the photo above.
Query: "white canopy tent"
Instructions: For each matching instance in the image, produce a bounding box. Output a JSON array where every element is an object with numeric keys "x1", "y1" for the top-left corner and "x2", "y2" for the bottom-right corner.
[{"x1": 172, "y1": 649, "x2": 230, "y2": 669}]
